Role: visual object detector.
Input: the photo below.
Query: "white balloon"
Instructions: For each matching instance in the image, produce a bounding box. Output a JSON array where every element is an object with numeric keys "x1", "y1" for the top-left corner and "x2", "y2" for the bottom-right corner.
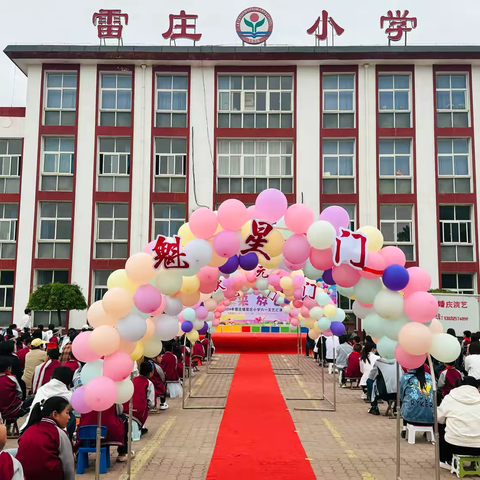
[
  {"x1": 183, "y1": 239, "x2": 213, "y2": 268},
  {"x1": 374, "y1": 290, "x2": 404, "y2": 319},
  {"x1": 212, "y1": 291, "x2": 225, "y2": 303},
  {"x1": 309, "y1": 306, "x2": 324, "y2": 320},
  {"x1": 353, "y1": 300, "x2": 374, "y2": 319},
  {"x1": 142, "y1": 338, "x2": 163, "y2": 357},
  {"x1": 117, "y1": 313, "x2": 147, "y2": 342},
  {"x1": 331, "y1": 308, "x2": 346, "y2": 323},
  {"x1": 303, "y1": 260, "x2": 324, "y2": 282},
  {"x1": 115, "y1": 377, "x2": 134, "y2": 404},
  {"x1": 206, "y1": 312, "x2": 214, "y2": 322},
  {"x1": 152, "y1": 314, "x2": 180, "y2": 341},
  {"x1": 353, "y1": 277, "x2": 383, "y2": 305},
  {"x1": 155, "y1": 269, "x2": 183, "y2": 295},
  {"x1": 164, "y1": 296, "x2": 183, "y2": 316},
  {"x1": 193, "y1": 319, "x2": 204, "y2": 330},
  {"x1": 256, "y1": 278, "x2": 269, "y2": 290},
  {"x1": 429, "y1": 333, "x2": 461, "y2": 363},
  {"x1": 307, "y1": 221, "x2": 336, "y2": 250}
]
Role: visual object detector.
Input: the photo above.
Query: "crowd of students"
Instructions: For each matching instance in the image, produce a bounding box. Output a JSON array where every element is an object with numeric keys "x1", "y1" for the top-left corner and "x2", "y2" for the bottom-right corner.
[
  {"x1": 0, "y1": 318, "x2": 215, "y2": 479},
  {"x1": 308, "y1": 328, "x2": 480, "y2": 470}
]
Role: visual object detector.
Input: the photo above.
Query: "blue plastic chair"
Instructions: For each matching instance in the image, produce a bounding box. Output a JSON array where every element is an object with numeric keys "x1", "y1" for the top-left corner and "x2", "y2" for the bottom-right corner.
[{"x1": 76, "y1": 425, "x2": 111, "y2": 474}]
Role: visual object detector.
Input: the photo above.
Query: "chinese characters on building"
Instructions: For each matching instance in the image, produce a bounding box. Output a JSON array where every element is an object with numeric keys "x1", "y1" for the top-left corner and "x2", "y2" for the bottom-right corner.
[
  {"x1": 92, "y1": 9, "x2": 129, "y2": 45},
  {"x1": 380, "y1": 10, "x2": 417, "y2": 43},
  {"x1": 307, "y1": 10, "x2": 344, "y2": 46},
  {"x1": 162, "y1": 10, "x2": 202, "y2": 45}
]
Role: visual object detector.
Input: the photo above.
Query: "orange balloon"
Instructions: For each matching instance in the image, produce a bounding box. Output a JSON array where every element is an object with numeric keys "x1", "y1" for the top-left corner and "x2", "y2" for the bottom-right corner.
[
  {"x1": 142, "y1": 318, "x2": 155, "y2": 342},
  {"x1": 176, "y1": 291, "x2": 201, "y2": 307},
  {"x1": 118, "y1": 338, "x2": 136, "y2": 355}
]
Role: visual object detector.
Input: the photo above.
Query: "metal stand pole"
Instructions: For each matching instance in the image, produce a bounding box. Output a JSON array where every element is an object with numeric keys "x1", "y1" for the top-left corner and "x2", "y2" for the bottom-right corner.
[
  {"x1": 428, "y1": 354, "x2": 441, "y2": 480},
  {"x1": 95, "y1": 411, "x2": 102, "y2": 480},
  {"x1": 396, "y1": 363, "x2": 402, "y2": 480},
  {"x1": 126, "y1": 372, "x2": 134, "y2": 479},
  {"x1": 273, "y1": 328, "x2": 302, "y2": 375}
]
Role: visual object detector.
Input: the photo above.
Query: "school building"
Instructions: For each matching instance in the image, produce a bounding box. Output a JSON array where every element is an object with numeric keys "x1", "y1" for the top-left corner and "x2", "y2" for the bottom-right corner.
[{"x1": 1, "y1": 44, "x2": 480, "y2": 328}]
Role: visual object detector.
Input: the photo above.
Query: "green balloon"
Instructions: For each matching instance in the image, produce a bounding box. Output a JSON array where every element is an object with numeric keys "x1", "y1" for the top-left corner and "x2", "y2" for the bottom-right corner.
[
  {"x1": 384, "y1": 315, "x2": 410, "y2": 341},
  {"x1": 317, "y1": 317, "x2": 331, "y2": 330},
  {"x1": 337, "y1": 286, "x2": 355, "y2": 298},
  {"x1": 377, "y1": 336, "x2": 398, "y2": 360},
  {"x1": 353, "y1": 278, "x2": 383, "y2": 304},
  {"x1": 363, "y1": 313, "x2": 387, "y2": 338}
]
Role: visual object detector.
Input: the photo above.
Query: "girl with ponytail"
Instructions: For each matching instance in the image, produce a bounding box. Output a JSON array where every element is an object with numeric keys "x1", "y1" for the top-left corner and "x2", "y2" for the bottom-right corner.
[{"x1": 16, "y1": 396, "x2": 74, "y2": 480}]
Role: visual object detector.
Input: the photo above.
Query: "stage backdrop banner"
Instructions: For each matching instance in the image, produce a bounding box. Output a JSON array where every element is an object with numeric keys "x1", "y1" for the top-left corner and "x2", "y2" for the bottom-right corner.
[
  {"x1": 221, "y1": 293, "x2": 288, "y2": 324},
  {"x1": 433, "y1": 294, "x2": 480, "y2": 333}
]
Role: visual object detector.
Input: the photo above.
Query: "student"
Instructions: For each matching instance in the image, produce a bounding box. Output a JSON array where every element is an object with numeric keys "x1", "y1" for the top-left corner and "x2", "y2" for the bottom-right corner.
[
  {"x1": 149, "y1": 356, "x2": 169, "y2": 411},
  {"x1": 336, "y1": 335, "x2": 353, "y2": 385},
  {"x1": 0, "y1": 422, "x2": 24, "y2": 480},
  {"x1": 201, "y1": 333, "x2": 214, "y2": 358},
  {"x1": 463, "y1": 330, "x2": 472, "y2": 356},
  {"x1": 18, "y1": 309, "x2": 33, "y2": 332},
  {"x1": 59, "y1": 330, "x2": 77, "y2": 365},
  {"x1": 305, "y1": 334, "x2": 315, "y2": 357},
  {"x1": 21, "y1": 367, "x2": 73, "y2": 435},
  {"x1": 360, "y1": 342, "x2": 379, "y2": 399},
  {"x1": 173, "y1": 342, "x2": 184, "y2": 379},
  {"x1": 16, "y1": 396, "x2": 75, "y2": 480},
  {"x1": 22, "y1": 339, "x2": 47, "y2": 392},
  {"x1": 438, "y1": 376, "x2": 480, "y2": 469},
  {"x1": 124, "y1": 361, "x2": 155, "y2": 435},
  {"x1": 63, "y1": 351, "x2": 81, "y2": 377},
  {"x1": 0, "y1": 358, "x2": 23, "y2": 422},
  {"x1": 438, "y1": 361, "x2": 463, "y2": 398},
  {"x1": 464, "y1": 342, "x2": 480, "y2": 380},
  {"x1": 343, "y1": 344, "x2": 362, "y2": 387},
  {"x1": 160, "y1": 342, "x2": 183, "y2": 398},
  {"x1": 367, "y1": 356, "x2": 401, "y2": 416},
  {"x1": 8, "y1": 325, "x2": 18, "y2": 339},
  {"x1": 0, "y1": 340, "x2": 25, "y2": 400},
  {"x1": 35, "y1": 325, "x2": 46, "y2": 342},
  {"x1": 352, "y1": 335, "x2": 361, "y2": 346},
  {"x1": 32, "y1": 348, "x2": 62, "y2": 394},
  {"x1": 192, "y1": 340, "x2": 206, "y2": 364},
  {"x1": 44, "y1": 324, "x2": 55, "y2": 343},
  {"x1": 325, "y1": 335, "x2": 340, "y2": 374}
]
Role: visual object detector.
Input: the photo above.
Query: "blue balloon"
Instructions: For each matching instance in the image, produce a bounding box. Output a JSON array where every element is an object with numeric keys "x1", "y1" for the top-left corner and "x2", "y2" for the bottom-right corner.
[
  {"x1": 239, "y1": 252, "x2": 258, "y2": 271},
  {"x1": 219, "y1": 255, "x2": 239, "y2": 274},
  {"x1": 382, "y1": 264, "x2": 409, "y2": 291},
  {"x1": 322, "y1": 269, "x2": 335, "y2": 286},
  {"x1": 198, "y1": 322, "x2": 209, "y2": 334},
  {"x1": 330, "y1": 321, "x2": 345, "y2": 336},
  {"x1": 181, "y1": 320, "x2": 193, "y2": 333},
  {"x1": 284, "y1": 299, "x2": 291, "y2": 304}
]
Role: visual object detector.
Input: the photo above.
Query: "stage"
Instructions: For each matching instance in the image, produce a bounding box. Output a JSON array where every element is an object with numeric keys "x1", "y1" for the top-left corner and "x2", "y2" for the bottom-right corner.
[{"x1": 212, "y1": 332, "x2": 308, "y2": 354}]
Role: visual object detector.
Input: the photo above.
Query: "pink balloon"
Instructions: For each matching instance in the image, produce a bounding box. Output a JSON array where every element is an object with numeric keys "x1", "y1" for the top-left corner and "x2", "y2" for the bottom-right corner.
[
  {"x1": 379, "y1": 246, "x2": 406, "y2": 268},
  {"x1": 222, "y1": 299, "x2": 231, "y2": 306},
  {"x1": 319, "y1": 206, "x2": 350, "y2": 235},
  {"x1": 269, "y1": 274, "x2": 280, "y2": 288},
  {"x1": 402, "y1": 267, "x2": 431, "y2": 296},
  {"x1": 214, "y1": 311, "x2": 221, "y2": 319},
  {"x1": 84, "y1": 377, "x2": 117, "y2": 412},
  {"x1": 217, "y1": 304, "x2": 226, "y2": 313},
  {"x1": 284, "y1": 234, "x2": 310, "y2": 264},
  {"x1": 72, "y1": 332, "x2": 102, "y2": 363},
  {"x1": 233, "y1": 273, "x2": 246, "y2": 289},
  {"x1": 246, "y1": 271, "x2": 256, "y2": 283},
  {"x1": 255, "y1": 189, "x2": 288, "y2": 223},
  {"x1": 398, "y1": 322, "x2": 432, "y2": 355},
  {"x1": 285, "y1": 204, "x2": 315, "y2": 234},
  {"x1": 190, "y1": 208, "x2": 218, "y2": 239},
  {"x1": 404, "y1": 291, "x2": 438, "y2": 323},
  {"x1": 358, "y1": 300, "x2": 373, "y2": 308},
  {"x1": 290, "y1": 318, "x2": 300, "y2": 326},
  {"x1": 322, "y1": 329, "x2": 333, "y2": 336},
  {"x1": 195, "y1": 306, "x2": 208, "y2": 320},
  {"x1": 359, "y1": 251, "x2": 385, "y2": 280},
  {"x1": 213, "y1": 230, "x2": 240, "y2": 258},
  {"x1": 310, "y1": 247, "x2": 334, "y2": 270},
  {"x1": 293, "y1": 300, "x2": 302, "y2": 308},
  {"x1": 284, "y1": 259, "x2": 306, "y2": 271},
  {"x1": 224, "y1": 288, "x2": 236, "y2": 298},
  {"x1": 292, "y1": 275, "x2": 305, "y2": 289},
  {"x1": 204, "y1": 299, "x2": 217, "y2": 311},
  {"x1": 300, "y1": 306, "x2": 310, "y2": 317},
  {"x1": 247, "y1": 205, "x2": 259, "y2": 219},
  {"x1": 71, "y1": 386, "x2": 92, "y2": 414},
  {"x1": 293, "y1": 288, "x2": 303, "y2": 300},
  {"x1": 103, "y1": 351, "x2": 134, "y2": 382},
  {"x1": 218, "y1": 199, "x2": 249, "y2": 231},
  {"x1": 303, "y1": 297, "x2": 317, "y2": 309},
  {"x1": 197, "y1": 266, "x2": 219, "y2": 283},
  {"x1": 395, "y1": 344, "x2": 426, "y2": 370},
  {"x1": 212, "y1": 318, "x2": 220, "y2": 327},
  {"x1": 191, "y1": 301, "x2": 202, "y2": 310},
  {"x1": 134, "y1": 284, "x2": 162, "y2": 314},
  {"x1": 178, "y1": 312, "x2": 184, "y2": 322},
  {"x1": 290, "y1": 309, "x2": 299, "y2": 317},
  {"x1": 332, "y1": 264, "x2": 361, "y2": 288},
  {"x1": 150, "y1": 294, "x2": 166, "y2": 317},
  {"x1": 199, "y1": 280, "x2": 217, "y2": 294},
  {"x1": 144, "y1": 240, "x2": 156, "y2": 255}
]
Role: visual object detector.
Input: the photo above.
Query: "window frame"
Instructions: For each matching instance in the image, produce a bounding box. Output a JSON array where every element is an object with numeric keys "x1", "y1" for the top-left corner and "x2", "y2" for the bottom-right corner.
[
  {"x1": 322, "y1": 73, "x2": 356, "y2": 129},
  {"x1": 44, "y1": 71, "x2": 78, "y2": 127},
  {"x1": 0, "y1": 271, "x2": 14, "y2": 324},
  {"x1": 322, "y1": 204, "x2": 356, "y2": 231},
  {"x1": 322, "y1": 139, "x2": 356, "y2": 194},
  {"x1": 0, "y1": 204, "x2": 18, "y2": 260},
  {"x1": 379, "y1": 204, "x2": 415, "y2": 261},
  {"x1": 155, "y1": 74, "x2": 188, "y2": 128},
  {"x1": 437, "y1": 138, "x2": 471, "y2": 194},
  {"x1": 152, "y1": 203, "x2": 186, "y2": 239},
  {"x1": 441, "y1": 273, "x2": 475, "y2": 294},
  {"x1": 378, "y1": 138, "x2": 413, "y2": 194},
  {"x1": 93, "y1": 270, "x2": 114, "y2": 302},
  {"x1": 37, "y1": 202, "x2": 72, "y2": 259},
  {"x1": 40, "y1": 136, "x2": 75, "y2": 192},
  {"x1": 153, "y1": 137, "x2": 187, "y2": 193},
  {"x1": 435, "y1": 73, "x2": 470, "y2": 128},
  {"x1": 95, "y1": 203, "x2": 129, "y2": 260},
  {"x1": 97, "y1": 137, "x2": 131, "y2": 192},
  {"x1": 377, "y1": 73, "x2": 412, "y2": 128},
  {"x1": 99, "y1": 72, "x2": 133, "y2": 127},
  {"x1": 439, "y1": 205, "x2": 474, "y2": 262},
  {"x1": 0, "y1": 139, "x2": 22, "y2": 194}
]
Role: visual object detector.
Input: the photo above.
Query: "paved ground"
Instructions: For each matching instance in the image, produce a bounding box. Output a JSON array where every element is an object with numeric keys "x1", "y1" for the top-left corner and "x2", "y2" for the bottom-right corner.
[{"x1": 6, "y1": 354, "x2": 454, "y2": 479}]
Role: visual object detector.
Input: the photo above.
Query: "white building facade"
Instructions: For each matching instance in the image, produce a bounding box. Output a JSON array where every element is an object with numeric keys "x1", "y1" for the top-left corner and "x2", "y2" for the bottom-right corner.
[{"x1": 1, "y1": 45, "x2": 479, "y2": 328}]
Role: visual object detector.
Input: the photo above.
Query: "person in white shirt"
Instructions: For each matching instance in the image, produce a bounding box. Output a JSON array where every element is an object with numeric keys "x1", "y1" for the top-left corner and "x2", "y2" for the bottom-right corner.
[
  {"x1": 465, "y1": 342, "x2": 480, "y2": 380},
  {"x1": 359, "y1": 341, "x2": 380, "y2": 400},
  {"x1": 325, "y1": 335, "x2": 340, "y2": 374},
  {"x1": 44, "y1": 324, "x2": 55, "y2": 342},
  {"x1": 18, "y1": 309, "x2": 33, "y2": 332}
]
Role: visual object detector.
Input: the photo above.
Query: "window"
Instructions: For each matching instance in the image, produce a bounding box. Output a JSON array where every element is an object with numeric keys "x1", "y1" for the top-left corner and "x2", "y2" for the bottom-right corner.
[
  {"x1": 44, "y1": 73, "x2": 77, "y2": 126},
  {"x1": 441, "y1": 273, "x2": 475, "y2": 294},
  {"x1": 438, "y1": 139, "x2": 470, "y2": 194},
  {"x1": 439, "y1": 205, "x2": 474, "y2": 262},
  {"x1": 379, "y1": 139, "x2": 412, "y2": 194},
  {"x1": 38, "y1": 202, "x2": 71, "y2": 259},
  {"x1": 217, "y1": 140, "x2": 293, "y2": 194},
  {"x1": 322, "y1": 204, "x2": 356, "y2": 230},
  {"x1": 0, "y1": 271, "x2": 13, "y2": 326},
  {"x1": 99, "y1": 73, "x2": 132, "y2": 127},
  {"x1": 218, "y1": 75, "x2": 293, "y2": 129},
  {"x1": 93, "y1": 270, "x2": 113, "y2": 302},
  {"x1": 96, "y1": 203, "x2": 128, "y2": 259},
  {"x1": 436, "y1": 74, "x2": 469, "y2": 128},
  {"x1": 378, "y1": 74, "x2": 411, "y2": 128},
  {"x1": 41, "y1": 137, "x2": 74, "y2": 191},
  {"x1": 0, "y1": 139, "x2": 21, "y2": 194},
  {"x1": 322, "y1": 140, "x2": 355, "y2": 194},
  {"x1": 322, "y1": 74, "x2": 355, "y2": 128},
  {"x1": 153, "y1": 203, "x2": 186, "y2": 238},
  {"x1": 33, "y1": 271, "x2": 69, "y2": 326},
  {"x1": 0, "y1": 204, "x2": 18, "y2": 259},
  {"x1": 156, "y1": 75, "x2": 188, "y2": 128},
  {"x1": 37, "y1": 270, "x2": 69, "y2": 285},
  {"x1": 154, "y1": 138, "x2": 187, "y2": 193},
  {"x1": 98, "y1": 138, "x2": 130, "y2": 192},
  {"x1": 380, "y1": 205, "x2": 414, "y2": 261}
]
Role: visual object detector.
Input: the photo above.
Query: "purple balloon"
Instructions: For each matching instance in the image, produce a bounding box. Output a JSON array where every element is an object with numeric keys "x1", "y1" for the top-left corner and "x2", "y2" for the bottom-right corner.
[
  {"x1": 71, "y1": 386, "x2": 92, "y2": 414},
  {"x1": 330, "y1": 321, "x2": 345, "y2": 336},
  {"x1": 219, "y1": 255, "x2": 239, "y2": 274},
  {"x1": 322, "y1": 269, "x2": 335, "y2": 286},
  {"x1": 319, "y1": 206, "x2": 350, "y2": 235},
  {"x1": 238, "y1": 252, "x2": 258, "y2": 271},
  {"x1": 382, "y1": 264, "x2": 410, "y2": 292},
  {"x1": 198, "y1": 322, "x2": 209, "y2": 334},
  {"x1": 181, "y1": 320, "x2": 193, "y2": 333}
]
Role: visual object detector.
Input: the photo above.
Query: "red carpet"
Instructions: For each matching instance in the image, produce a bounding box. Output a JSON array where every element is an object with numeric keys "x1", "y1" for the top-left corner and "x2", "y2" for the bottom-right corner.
[
  {"x1": 213, "y1": 333, "x2": 307, "y2": 354},
  {"x1": 206, "y1": 354, "x2": 316, "y2": 480}
]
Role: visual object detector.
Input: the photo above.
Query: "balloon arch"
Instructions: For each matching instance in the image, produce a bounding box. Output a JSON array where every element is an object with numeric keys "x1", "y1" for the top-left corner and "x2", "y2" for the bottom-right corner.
[{"x1": 70, "y1": 188, "x2": 460, "y2": 413}]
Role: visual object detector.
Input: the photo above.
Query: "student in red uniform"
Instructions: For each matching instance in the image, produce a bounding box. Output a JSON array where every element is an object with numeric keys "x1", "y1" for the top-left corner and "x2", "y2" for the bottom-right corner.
[
  {"x1": 438, "y1": 361, "x2": 463, "y2": 398},
  {"x1": 0, "y1": 421, "x2": 24, "y2": 479},
  {"x1": 192, "y1": 340, "x2": 205, "y2": 366},
  {"x1": 32, "y1": 348, "x2": 62, "y2": 394},
  {"x1": 0, "y1": 358, "x2": 23, "y2": 421},
  {"x1": 343, "y1": 344, "x2": 362, "y2": 388},
  {"x1": 16, "y1": 337, "x2": 31, "y2": 371},
  {"x1": 63, "y1": 351, "x2": 80, "y2": 378},
  {"x1": 150, "y1": 355, "x2": 168, "y2": 411},
  {"x1": 124, "y1": 361, "x2": 155, "y2": 435},
  {"x1": 16, "y1": 396, "x2": 75, "y2": 480},
  {"x1": 79, "y1": 404, "x2": 134, "y2": 463},
  {"x1": 200, "y1": 335, "x2": 210, "y2": 358},
  {"x1": 160, "y1": 342, "x2": 182, "y2": 398}
]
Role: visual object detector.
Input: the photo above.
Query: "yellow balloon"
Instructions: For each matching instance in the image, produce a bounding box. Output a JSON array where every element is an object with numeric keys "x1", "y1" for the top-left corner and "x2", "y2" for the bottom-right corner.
[
  {"x1": 241, "y1": 220, "x2": 252, "y2": 239},
  {"x1": 178, "y1": 223, "x2": 195, "y2": 246},
  {"x1": 187, "y1": 330, "x2": 199, "y2": 343},
  {"x1": 107, "y1": 269, "x2": 138, "y2": 294},
  {"x1": 358, "y1": 226, "x2": 384, "y2": 252},
  {"x1": 258, "y1": 254, "x2": 282, "y2": 269},
  {"x1": 280, "y1": 276, "x2": 293, "y2": 290},
  {"x1": 308, "y1": 329, "x2": 321, "y2": 340},
  {"x1": 303, "y1": 318, "x2": 316, "y2": 329},
  {"x1": 213, "y1": 222, "x2": 224, "y2": 236},
  {"x1": 130, "y1": 342, "x2": 144, "y2": 361},
  {"x1": 323, "y1": 304, "x2": 337, "y2": 318},
  {"x1": 180, "y1": 275, "x2": 200, "y2": 294},
  {"x1": 268, "y1": 285, "x2": 276, "y2": 292},
  {"x1": 264, "y1": 230, "x2": 285, "y2": 258},
  {"x1": 313, "y1": 321, "x2": 322, "y2": 332},
  {"x1": 177, "y1": 291, "x2": 201, "y2": 306}
]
